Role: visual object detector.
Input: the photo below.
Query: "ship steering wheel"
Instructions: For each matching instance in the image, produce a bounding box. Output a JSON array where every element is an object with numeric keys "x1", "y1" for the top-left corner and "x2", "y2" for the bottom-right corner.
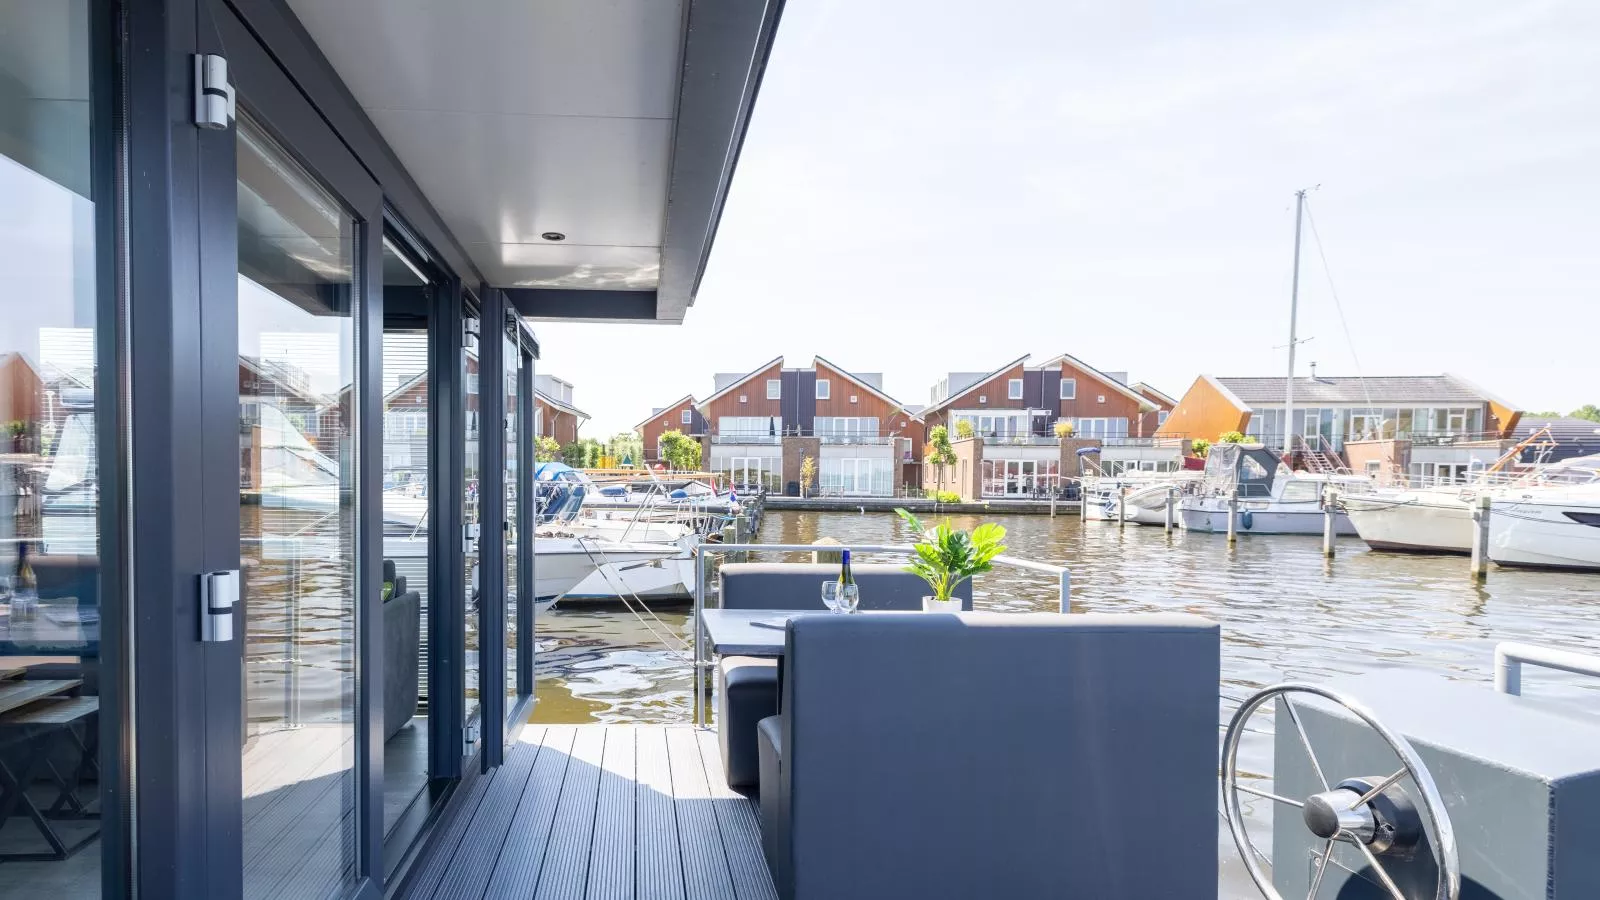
[{"x1": 1221, "y1": 683, "x2": 1460, "y2": 900}]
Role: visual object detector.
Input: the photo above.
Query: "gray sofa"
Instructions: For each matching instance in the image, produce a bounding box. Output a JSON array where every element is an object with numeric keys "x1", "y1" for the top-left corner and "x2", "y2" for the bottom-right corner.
[
  {"x1": 756, "y1": 612, "x2": 1220, "y2": 900},
  {"x1": 715, "y1": 563, "x2": 971, "y2": 788},
  {"x1": 384, "y1": 557, "x2": 421, "y2": 742}
]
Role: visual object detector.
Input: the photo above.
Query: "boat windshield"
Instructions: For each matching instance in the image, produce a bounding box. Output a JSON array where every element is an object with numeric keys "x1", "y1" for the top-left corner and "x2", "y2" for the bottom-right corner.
[
  {"x1": 535, "y1": 466, "x2": 591, "y2": 523},
  {"x1": 1201, "y1": 443, "x2": 1286, "y2": 498}
]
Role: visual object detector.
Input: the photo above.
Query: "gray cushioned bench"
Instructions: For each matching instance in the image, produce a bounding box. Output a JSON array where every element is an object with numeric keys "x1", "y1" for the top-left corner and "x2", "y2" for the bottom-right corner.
[
  {"x1": 756, "y1": 612, "x2": 1220, "y2": 899},
  {"x1": 715, "y1": 563, "x2": 970, "y2": 788}
]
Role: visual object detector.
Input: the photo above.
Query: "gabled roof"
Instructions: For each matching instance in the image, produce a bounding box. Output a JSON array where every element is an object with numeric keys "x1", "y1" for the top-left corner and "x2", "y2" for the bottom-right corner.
[
  {"x1": 1131, "y1": 381, "x2": 1179, "y2": 408},
  {"x1": 1216, "y1": 374, "x2": 1495, "y2": 406},
  {"x1": 536, "y1": 390, "x2": 590, "y2": 421},
  {"x1": 812, "y1": 355, "x2": 923, "y2": 422},
  {"x1": 634, "y1": 393, "x2": 698, "y2": 431},
  {"x1": 694, "y1": 355, "x2": 784, "y2": 411},
  {"x1": 1035, "y1": 352, "x2": 1156, "y2": 412},
  {"x1": 922, "y1": 354, "x2": 1031, "y2": 416}
]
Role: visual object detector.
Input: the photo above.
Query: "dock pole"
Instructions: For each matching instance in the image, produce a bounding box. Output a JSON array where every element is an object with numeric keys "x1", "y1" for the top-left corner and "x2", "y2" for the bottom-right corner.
[
  {"x1": 1322, "y1": 487, "x2": 1338, "y2": 558},
  {"x1": 1227, "y1": 489, "x2": 1239, "y2": 545},
  {"x1": 1164, "y1": 488, "x2": 1175, "y2": 534},
  {"x1": 1050, "y1": 492, "x2": 1056, "y2": 518},
  {"x1": 1470, "y1": 494, "x2": 1491, "y2": 580},
  {"x1": 1080, "y1": 482, "x2": 1088, "y2": 522},
  {"x1": 1117, "y1": 485, "x2": 1127, "y2": 530}
]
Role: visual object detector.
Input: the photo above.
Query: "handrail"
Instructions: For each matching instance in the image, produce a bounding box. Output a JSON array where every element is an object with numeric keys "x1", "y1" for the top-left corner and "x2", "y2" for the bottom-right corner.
[
  {"x1": 1494, "y1": 641, "x2": 1600, "y2": 696},
  {"x1": 691, "y1": 541, "x2": 1072, "y2": 726}
]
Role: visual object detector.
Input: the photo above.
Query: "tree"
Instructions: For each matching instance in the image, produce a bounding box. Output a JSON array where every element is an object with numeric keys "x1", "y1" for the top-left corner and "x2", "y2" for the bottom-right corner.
[
  {"x1": 954, "y1": 419, "x2": 975, "y2": 439},
  {"x1": 607, "y1": 432, "x2": 643, "y2": 467},
  {"x1": 1191, "y1": 438, "x2": 1211, "y2": 459},
  {"x1": 658, "y1": 429, "x2": 702, "y2": 472},
  {"x1": 1218, "y1": 430, "x2": 1246, "y2": 444},
  {"x1": 1572, "y1": 405, "x2": 1600, "y2": 424},
  {"x1": 1529, "y1": 410, "x2": 1563, "y2": 418},
  {"x1": 559, "y1": 437, "x2": 604, "y2": 468},
  {"x1": 534, "y1": 435, "x2": 560, "y2": 463},
  {"x1": 1053, "y1": 420, "x2": 1075, "y2": 439},
  {"x1": 798, "y1": 455, "x2": 817, "y2": 498},
  {"x1": 925, "y1": 425, "x2": 957, "y2": 493}
]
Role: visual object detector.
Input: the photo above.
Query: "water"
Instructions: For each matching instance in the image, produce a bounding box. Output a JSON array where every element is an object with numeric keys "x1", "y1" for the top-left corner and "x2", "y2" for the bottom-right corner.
[
  {"x1": 531, "y1": 509, "x2": 1600, "y2": 885},
  {"x1": 535, "y1": 509, "x2": 1600, "y2": 723}
]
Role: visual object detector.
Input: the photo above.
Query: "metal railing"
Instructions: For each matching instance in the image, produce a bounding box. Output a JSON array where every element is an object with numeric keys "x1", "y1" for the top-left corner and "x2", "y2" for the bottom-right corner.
[
  {"x1": 691, "y1": 542, "x2": 1072, "y2": 726},
  {"x1": 816, "y1": 434, "x2": 892, "y2": 445},
  {"x1": 980, "y1": 434, "x2": 1059, "y2": 446},
  {"x1": 1494, "y1": 641, "x2": 1600, "y2": 696},
  {"x1": 709, "y1": 433, "x2": 782, "y2": 445}
]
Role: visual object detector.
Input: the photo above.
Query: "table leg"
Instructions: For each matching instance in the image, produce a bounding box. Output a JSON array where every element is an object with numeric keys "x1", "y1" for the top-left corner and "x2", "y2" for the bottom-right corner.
[{"x1": 0, "y1": 736, "x2": 71, "y2": 859}]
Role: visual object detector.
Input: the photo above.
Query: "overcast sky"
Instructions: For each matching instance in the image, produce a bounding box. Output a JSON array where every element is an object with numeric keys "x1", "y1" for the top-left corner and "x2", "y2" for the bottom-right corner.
[{"x1": 534, "y1": 0, "x2": 1599, "y2": 438}]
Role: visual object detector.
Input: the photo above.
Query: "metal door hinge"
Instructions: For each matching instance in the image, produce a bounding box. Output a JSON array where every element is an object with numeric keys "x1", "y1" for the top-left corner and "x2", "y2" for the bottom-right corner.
[
  {"x1": 194, "y1": 54, "x2": 236, "y2": 130},
  {"x1": 463, "y1": 319, "x2": 480, "y2": 344},
  {"x1": 463, "y1": 522, "x2": 480, "y2": 553},
  {"x1": 464, "y1": 720, "x2": 481, "y2": 753},
  {"x1": 200, "y1": 569, "x2": 240, "y2": 641}
]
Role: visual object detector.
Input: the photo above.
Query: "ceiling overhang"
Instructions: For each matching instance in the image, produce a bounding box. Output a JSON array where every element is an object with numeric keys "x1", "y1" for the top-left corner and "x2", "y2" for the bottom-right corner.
[{"x1": 287, "y1": 0, "x2": 786, "y2": 325}]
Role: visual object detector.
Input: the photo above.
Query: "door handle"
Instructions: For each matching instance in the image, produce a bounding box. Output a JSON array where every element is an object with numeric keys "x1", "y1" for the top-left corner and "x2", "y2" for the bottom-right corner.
[{"x1": 201, "y1": 569, "x2": 240, "y2": 642}]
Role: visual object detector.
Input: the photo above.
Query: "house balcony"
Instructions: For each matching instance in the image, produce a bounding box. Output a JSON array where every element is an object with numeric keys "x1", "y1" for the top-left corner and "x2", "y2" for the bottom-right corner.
[
  {"x1": 710, "y1": 432, "x2": 782, "y2": 445},
  {"x1": 980, "y1": 434, "x2": 1059, "y2": 446}
]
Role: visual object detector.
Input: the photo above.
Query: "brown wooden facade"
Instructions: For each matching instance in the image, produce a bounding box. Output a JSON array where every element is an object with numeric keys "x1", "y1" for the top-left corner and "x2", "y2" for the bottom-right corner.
[
  {"x1": 700, "y1": 359, "x2": 785, "y2": 431},
  {"x1": 637, "y1": 394, "x2": 704, "y2": 463}
]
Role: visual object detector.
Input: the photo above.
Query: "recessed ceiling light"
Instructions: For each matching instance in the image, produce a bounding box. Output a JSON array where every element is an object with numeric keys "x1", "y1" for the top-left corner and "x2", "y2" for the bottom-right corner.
[{"x1": 541, "y1": 231, "x2": 566, "y2": 242}]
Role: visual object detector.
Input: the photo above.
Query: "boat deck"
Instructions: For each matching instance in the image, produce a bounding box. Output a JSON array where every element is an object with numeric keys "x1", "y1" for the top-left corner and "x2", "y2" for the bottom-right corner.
[{"x1": 398, "y1": 724, "x2": 776, "y2": 900}]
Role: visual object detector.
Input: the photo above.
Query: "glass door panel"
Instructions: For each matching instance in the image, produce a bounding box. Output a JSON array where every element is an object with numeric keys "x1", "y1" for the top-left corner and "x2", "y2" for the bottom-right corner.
[
  {"x1": 461, "y1": 304, "x2": 481, "y2": 742},
  {"x1": 236, "y1": 114, "x2": 359, "y2": 899},
  {"x1": 503, "y1": 326, "x2": 519, "y2": 710}
]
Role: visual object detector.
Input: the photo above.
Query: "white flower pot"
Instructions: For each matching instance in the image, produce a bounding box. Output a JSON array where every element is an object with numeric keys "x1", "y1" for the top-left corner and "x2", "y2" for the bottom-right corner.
[{"x1": 922, "y1": 596, "x2": 962, "y2": 613}]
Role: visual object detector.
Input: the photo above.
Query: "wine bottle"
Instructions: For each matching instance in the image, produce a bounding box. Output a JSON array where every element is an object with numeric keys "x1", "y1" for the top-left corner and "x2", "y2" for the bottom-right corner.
[{"x1": 838, "y1": 548, "x2": 853, "y2": 587}]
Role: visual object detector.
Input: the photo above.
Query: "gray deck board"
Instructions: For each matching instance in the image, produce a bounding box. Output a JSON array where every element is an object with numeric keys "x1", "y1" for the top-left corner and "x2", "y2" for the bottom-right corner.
[
  {"x1": 400, "y1": 726, "x2": 774, "y2": 900},
  {"x1": 635, "y1": 727, "x2": 686, "y2": 900},
  {"x1": 484, "y1": 726, "x2": 576, "y2": 896},
  {"x1": 533, "y1": 726, "x2": 606, "y2": 899}
]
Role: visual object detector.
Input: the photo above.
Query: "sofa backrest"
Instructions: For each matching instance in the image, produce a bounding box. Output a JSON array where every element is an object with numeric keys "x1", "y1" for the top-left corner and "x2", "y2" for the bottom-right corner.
[
  {"x1": 719, "y1": 562, "x2": 971, "y2": 612},
  {"x1": 779, "y1": 612, "x2": 1219, "y2": 900}
]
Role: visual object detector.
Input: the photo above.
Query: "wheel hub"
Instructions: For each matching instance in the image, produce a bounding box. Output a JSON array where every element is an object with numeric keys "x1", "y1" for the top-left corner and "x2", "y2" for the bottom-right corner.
[{"x1": 1303, "y1": 787, "x2": 1375, "y2": 843}]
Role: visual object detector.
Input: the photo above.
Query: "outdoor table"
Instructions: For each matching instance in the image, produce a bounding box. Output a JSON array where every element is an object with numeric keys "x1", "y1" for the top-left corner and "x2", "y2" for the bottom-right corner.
[{"x1": 0, "y1": 685, "x2": 98, "y2": 860}]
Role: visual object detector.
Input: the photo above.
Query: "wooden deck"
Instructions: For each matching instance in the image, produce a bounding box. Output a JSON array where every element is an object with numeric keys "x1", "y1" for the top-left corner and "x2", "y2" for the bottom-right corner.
[{"x1": 400, "y1": 725, "x2": 777, "y2": 900}]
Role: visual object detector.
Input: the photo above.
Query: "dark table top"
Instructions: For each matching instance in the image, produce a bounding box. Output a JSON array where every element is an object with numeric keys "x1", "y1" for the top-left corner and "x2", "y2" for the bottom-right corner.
[{"x1": 699, "y1": 609, "x2": 839, "y2": 658}]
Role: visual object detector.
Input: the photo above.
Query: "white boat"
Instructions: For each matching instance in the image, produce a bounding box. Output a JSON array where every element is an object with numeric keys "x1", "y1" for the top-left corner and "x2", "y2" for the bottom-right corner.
[
  {"x1": 1179, "y1": 442, "x2": 1369, "y2": 536},
  {"x1": 532, "y1": 535, "x2": 683, "y2": 609},
  {"x1": 1489, "y1": 481, "x2": 1600, "y2": 571}
]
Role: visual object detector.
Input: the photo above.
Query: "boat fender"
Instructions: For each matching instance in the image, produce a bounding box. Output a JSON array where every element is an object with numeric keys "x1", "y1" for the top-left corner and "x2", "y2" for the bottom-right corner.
[{"x1": 1241, "y1": 509, "x2": 1254, "y2": 530}]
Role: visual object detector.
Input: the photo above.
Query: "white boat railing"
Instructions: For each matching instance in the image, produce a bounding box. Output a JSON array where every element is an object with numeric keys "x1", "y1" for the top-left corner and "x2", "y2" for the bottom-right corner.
[
  {"x1": 1494, "y1": 641, "x2": 1600, "y2": 696},
  {"x1": 691, "y1": 542, "x2": 1071, "y2": 726}
]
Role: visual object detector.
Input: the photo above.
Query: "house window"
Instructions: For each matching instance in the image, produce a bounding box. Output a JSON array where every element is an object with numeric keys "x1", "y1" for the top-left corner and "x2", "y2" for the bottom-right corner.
[
  {"x1": 1060, "y1": 378, "x2": 1076, "y2": 400},
  {"x1": 1157, "y1": 410, "x2": 1170, "y2": 427},
  {"x1": 767, "y1": 379, "x2": 781, "y2": 400},
  {"x1": 978, "y1": 396, "x2": 987, "y2": 404},
  {"x1": 816, "y1": 379, "x2": 830, "y2": 400},
  {"x1": 1008, "y1": 378, "x2": 1023, "y2": 400},
  {"x1": 850, "y1": 395, "x2": 858, "y2": 404},
  {"x1": 680, "y1": 409, "x2": 692, "y2": 425},
  {"x1": 739, "y1": 394, "x2": 747, "y2": 404},
  {"x1": 1097, "y1": 395, "x2": 1106, "y2": 404}
]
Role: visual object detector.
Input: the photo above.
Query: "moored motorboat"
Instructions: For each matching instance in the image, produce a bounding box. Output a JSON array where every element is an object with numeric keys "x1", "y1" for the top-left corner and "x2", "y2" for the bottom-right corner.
[
  {"x1": 1179, "y1": 442, "x2": 1368, "y2": 535},
  {"x1": 1489, "y1": 482, "x2": 1600, "y2": 571}
]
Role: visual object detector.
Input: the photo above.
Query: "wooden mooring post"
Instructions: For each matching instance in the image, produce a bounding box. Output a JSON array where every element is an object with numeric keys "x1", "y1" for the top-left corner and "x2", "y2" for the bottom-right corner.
[
  {"x1": 1117, "y1": 485, "x2": 1127, "y2": 530},
  {"x1": 1164, "y1": 487, "x2": 1176, "y2": 534},
  {"x1": 1226, "y1": 489, "x2": 1239, "y2": 545},
  {"x1": 1470, "y1": 494, "x2": 1491, "y2": 579},
  {"x1": 1322, "y1": 486, "x2": 1339, "y2": 558}
]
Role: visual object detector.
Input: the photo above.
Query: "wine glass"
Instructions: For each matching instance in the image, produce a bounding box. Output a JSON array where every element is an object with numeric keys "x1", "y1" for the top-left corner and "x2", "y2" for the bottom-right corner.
[
  {"x1": 821, "y1": 580, "x2": 841, "y2": 614},
  {"x1": 837, "y1": 583, "x2": 860, "y2": 614}
]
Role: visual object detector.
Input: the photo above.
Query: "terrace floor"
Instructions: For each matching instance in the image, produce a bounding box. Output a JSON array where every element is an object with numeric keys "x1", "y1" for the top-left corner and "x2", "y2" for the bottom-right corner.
[{"x1": 399, "y1": 724, "x2": 777, "y2": 900}]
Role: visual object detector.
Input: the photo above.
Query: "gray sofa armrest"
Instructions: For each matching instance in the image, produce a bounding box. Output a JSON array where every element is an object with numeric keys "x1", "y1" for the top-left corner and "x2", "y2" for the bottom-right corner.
[
  {"x1": 384, "y1": 590, "x2": 422, "y2": 742},
  {"x1": 720, "y1": 563, "x2": 971, "y2": 611}
]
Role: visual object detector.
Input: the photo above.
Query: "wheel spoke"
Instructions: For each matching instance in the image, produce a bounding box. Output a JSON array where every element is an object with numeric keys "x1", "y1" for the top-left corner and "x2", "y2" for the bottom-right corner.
[
  {"x1": 1354, "y1": 839, "x2": 1407, "y2": 900},
  {"x1": 1355, "y1": 768, "x2": 1407, "y2": 807},
  {"x1": 1306, "y1": 838, "x2": 1335, "y2": 900},
  {"x1": 1281, "y1": 695, "x2": 1330, "y2": 791},
  {"x1": 1236, "y1": 782, "x2": 1304, "y2": 808}
]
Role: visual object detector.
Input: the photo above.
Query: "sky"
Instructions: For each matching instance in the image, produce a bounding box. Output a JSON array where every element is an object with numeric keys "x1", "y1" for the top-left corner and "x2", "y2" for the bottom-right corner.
[{"x1": 532, "y1": 0, "x2": 1600, "y2": 438}]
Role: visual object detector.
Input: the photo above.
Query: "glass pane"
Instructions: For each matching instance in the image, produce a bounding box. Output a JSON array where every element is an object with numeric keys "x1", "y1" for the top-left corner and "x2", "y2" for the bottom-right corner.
[
  {"x1": 503, "y1": 329, "x2": 519, "y2": 707},
  {"x1": 0, "y1": 1, "x2": 111, "y2": 892},
  {"x1": 462, "y1": 306, "x2": 480, "y2": 733},
  {"x1": 237, "y1": 114, "x2": 358, "y2": 899},
  {"x1": 380, "y1": 243, "x2": 430, "y2": 839}
]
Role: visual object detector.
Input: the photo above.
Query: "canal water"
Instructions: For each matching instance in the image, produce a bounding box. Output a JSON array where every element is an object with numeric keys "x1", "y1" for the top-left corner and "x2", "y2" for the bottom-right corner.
[
  {"x1": 532, "y1": 508, "x2": 1599, "y2": 884},
  {"x1": 535, "y1": 508, "x2": 1600, "y2": 723}
]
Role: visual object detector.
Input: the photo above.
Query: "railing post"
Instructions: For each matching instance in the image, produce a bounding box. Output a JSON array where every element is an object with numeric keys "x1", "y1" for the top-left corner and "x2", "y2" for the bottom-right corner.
[
  {"x1": 1227, "y1": 488, "x2": 1239, "y2": 544},
  {"x1": 1470, "y1": 494, "x2": 1491, "y2": 580},
  {"x1": 1495, "y1": 647, "x2": 1521, "y2": 696},
  {"x1": 1058, "y1": 568, "x2": 1071, "y2": 614},
  {"x1": 694, "y1": 547, "x2": 707, "y2": 727},
  {"x1": 1322, "y1": 486, "x2": 1338, "y2": 558}
]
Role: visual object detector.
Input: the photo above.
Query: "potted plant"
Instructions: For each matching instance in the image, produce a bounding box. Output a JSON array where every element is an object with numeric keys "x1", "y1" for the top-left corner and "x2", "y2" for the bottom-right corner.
[{"x1": 894, "y1": 508, "x2": 1006, "y2": 612}]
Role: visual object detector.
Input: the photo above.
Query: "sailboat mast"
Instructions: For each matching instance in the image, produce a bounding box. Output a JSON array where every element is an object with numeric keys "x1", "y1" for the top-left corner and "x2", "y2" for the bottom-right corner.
[{"x1": 1284, "y1": 188, "x2": 1307, "y2": 457}]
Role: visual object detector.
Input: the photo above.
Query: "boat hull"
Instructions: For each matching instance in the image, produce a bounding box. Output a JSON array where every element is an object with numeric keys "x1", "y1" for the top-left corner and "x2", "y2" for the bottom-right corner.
[
  {"x1": 1489, "y1": 496, "x2": 1600, "y2": 570},
  {"x1": 1179, "y1": 499, "x2": 1355, "y2": 536},
  {"x1": 1342, "y1": 493, "x2": 1473, "y2": 555}
]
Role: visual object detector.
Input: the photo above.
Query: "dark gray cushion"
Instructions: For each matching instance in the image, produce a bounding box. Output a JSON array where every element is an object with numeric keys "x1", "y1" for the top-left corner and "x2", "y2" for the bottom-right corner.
[
  {"x1": 719, "y1": 562, "x2": 972, "y2": 612},
  {"x1": 718, "y1": 656, "x2": 778, "y2": 788},
  {"x1": 762, "y1": 612, "x2": 1220, "y2": 900},
  {"x1": 756, "y1": 715, "x2": 787, "y2": 889},
  {"x1": 384, "y1": 589, "x2": 422, "y2": 742}
]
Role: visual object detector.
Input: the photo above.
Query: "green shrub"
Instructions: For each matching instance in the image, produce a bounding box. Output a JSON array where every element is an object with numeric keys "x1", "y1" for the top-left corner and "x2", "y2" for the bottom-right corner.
[
  {"x1": 1191, "y1": 438, "x2": 1211, "y2": 458},
  {"x1": 924, "y1": 489, "x2": 961, "y2": 504},
  {"x1": 1218, "y1": 431, "x2": 1246, "y2": 444}
]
